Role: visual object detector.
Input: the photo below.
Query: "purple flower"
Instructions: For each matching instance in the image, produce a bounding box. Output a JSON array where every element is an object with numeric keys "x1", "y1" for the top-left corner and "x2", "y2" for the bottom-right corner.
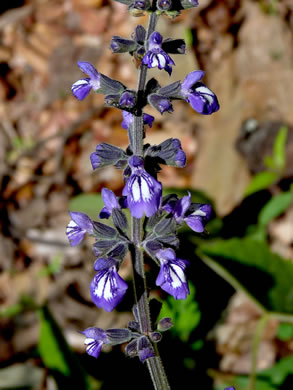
[
  {"x1": 119, "y1": 91, "x2": 136, "y2": 108},
  {"x1": 185, "y1": 203, "x2": 211, "y2": 233},
  {"x1": 163, "y1": 193, "x2": 211, "y2": 233},
  {"x1": 156, "y1": 248, "x2": 189, "y2": 299},
  {"x1": 142, "y1": 32, "x2": 175, "y2": 75},
  {"x1": 82, "y1": 327, "x2": 132, "y2": 359},
  {"x1": 66, "y1": 211, "x2": 93, "y2": 246},
  {"x1": 122, "y1": 156, "x2": 162, "y2": 218},
  {"x1": 180, "y1": 70, "x2": 219, "y2": 115},
  {"x1": 99, "y1": 188, "x2": 120, "y2": 219},
  {"x1": 90, "y1": 257, "x2": 128, "y2": 312},
  {"x1": 82, "y1": 327, "x2": 109, "y2": 358},
  {"x1": 121, "y1": 111, "x2": 154, "y2": 130},
  {"x1": 71, "y1": 62, "x2": 101, "y2": 100}
]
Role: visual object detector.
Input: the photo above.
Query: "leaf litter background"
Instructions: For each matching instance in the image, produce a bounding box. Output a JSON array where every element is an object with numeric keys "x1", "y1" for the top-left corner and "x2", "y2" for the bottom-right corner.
[{"x1": 0, "y1": 0, "x2": 293, "y2": 389}]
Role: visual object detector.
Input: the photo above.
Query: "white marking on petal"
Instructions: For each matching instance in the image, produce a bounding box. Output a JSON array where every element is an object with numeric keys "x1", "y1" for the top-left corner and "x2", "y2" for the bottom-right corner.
[
  {"x1": 66, "y1": 220, "x2": 78, "y2": 234},
  {"x1": 94, "y1": 269, "x2": 116, "y2": 302},
  {"x1": 94, "y1": 273, "x2": 108, "y2": 298},
  {"x1": 72, "y1": 80, "x2": 89, "y2": 88},
  {"x1": 84, "y1": 338, "x2": 95, "y2": 345},
  {"x1": 151, "y1": 56, "x2": 159, "y2": 67},
  {"x1": 157, "y1": 54, "x2": 166, "y2": 67},
  {"x1": 141, "y1": 177, "x2": 152, "y2": 202},
  {"x1": 132, "y1": 177, "x2": 141, "y2": 202},
  {"x1": 192, "y1": 209, "x2": 206, "y2": 217},
  {"x1": 103, "y1": 275, "x2": 116, "y2": 301},
  {"x1": 86, "y1": 343, "x2": 96, "y2": 354},
  {"x1": 195, "y1": 86, "x2": 214, "y2": 104},
  {"x1": 170, "y1": 264, "x2": 186, "y2": 288}
]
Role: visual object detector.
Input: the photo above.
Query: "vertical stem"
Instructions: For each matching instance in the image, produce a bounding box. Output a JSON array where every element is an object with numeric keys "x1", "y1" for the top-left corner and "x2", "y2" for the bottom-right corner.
[
  {"x1": 128, "y1": 10, "x2": 171, "y2": 390},
  {"x1": 247, "y1": 313, "x2": 270, "y2": 390}
]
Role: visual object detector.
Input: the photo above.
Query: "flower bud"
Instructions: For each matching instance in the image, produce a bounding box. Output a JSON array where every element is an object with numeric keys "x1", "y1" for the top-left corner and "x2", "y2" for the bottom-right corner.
[
  {"x1": 110, "y1": 36, "x2": 137, "y2": 53},
  {"x1": 150, "y1": 331, "x2": 162, "y2": 342},
  {"x1": 157, "y1": 317, "x2": 173, "y2": 332},
  {"x1": 148, "y1": 93, "x2": 173, "y2": 114},
  {"x1": 90, "y1": 143, "x2": 127, "y2": 170},
  {"x1": 156, "y1": 0, "x2": 172, "y2": 11},
  {"x1": 138, "y1": 336, "x2": 155, "y2": 363}
]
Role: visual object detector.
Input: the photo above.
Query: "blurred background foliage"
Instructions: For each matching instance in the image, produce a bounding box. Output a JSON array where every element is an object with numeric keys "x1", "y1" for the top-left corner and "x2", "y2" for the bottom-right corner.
[{"x1": 0, "y1": 0, "x2": 293, "y2": 389}]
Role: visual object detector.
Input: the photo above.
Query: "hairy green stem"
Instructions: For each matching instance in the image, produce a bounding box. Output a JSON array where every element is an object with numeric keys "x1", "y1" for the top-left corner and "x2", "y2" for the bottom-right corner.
[{"x1": 128, "y1": 10, "x2": 171, "y2": 390}]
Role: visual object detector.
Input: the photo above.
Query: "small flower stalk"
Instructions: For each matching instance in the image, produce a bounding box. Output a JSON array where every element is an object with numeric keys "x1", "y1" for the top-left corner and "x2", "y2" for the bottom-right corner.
[{"x1": 68, "y1": 0, "x2": 222, "y2": 389}]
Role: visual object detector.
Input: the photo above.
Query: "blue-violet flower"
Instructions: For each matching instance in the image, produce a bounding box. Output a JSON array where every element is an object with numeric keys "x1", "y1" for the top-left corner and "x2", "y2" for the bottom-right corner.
[
  {"x1": 180, "y1": 70, "x2": 219, "y2": 115},
  {"x1": 82, "y1": 327, "x2": 132, "y2": 358},
  {"x1": 82, "y1": 327, "x2": 109, "y2": 358},
  {"x1": 156, "y1": 248, "x2": 189, "y2": 299},
  {"x1": 90, "y1": 257, "x2": 128, "y2": 312},
  {"x1": 99, "y1": 188, "x2": 127, "y2": 219},
  {"x1": 66, "y1": 211, "x2": 93, "y2": 246},
  {"x1": 72, "y1": 62, "x2": 101, "y2": 100},
  {"x1": 142, "y1": 32, "x2": 175, "y2": 75},
  {"x1": 163, "y1": 192, "x2": 211, "y2": 233},
  {"x1": 122, "y1": 156, "x2": 162, "y2": 218}
]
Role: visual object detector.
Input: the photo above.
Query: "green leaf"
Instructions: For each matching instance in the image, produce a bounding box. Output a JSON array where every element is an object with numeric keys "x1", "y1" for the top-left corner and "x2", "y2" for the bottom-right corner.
[
  {"x1": 38, "y1": 306, "x2": 89, "y2": 389},
  {"x1": 264, "y1": 155, "x2": 276, "y2": 170},
  {"x1": 245, "y1": 171, "x2": 279, "y2": 197},
  {"x1": 276, "y1": 322, "x2": 293, "y2": 341},
  {"x1": 38, "y1": 254, "x2": 63, "y2": 277},
  {"x1": 0, "y1": 295, "x2": 37, "y2": 318},
  {"x1": 260, "y1": 355, "x2": 293, "y2": 385},
  {"x1": 69, "y1": 194, "x2": 104, "y2": 220},
  {"x1": 198, "y1": 238, "x2": 293, "y2": 316},
  {"x1": 159, "y1": 283, "x2": 201, "y2": 342},
  {"x1": 184, "y1": 28, "x2": 193, "y2": 47},
  {"x1": 0, "y1": 303, "x2": 23, "y2": 318},
  {"x1": 235, "y1": 376, "x2": 277, "y2": 390},
  {"x1": 272, "y1": 125, "x2": 288, "y2": 169},
  {"x1": 258, "y1": 191, "x2": 293, "y2": 227}
]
